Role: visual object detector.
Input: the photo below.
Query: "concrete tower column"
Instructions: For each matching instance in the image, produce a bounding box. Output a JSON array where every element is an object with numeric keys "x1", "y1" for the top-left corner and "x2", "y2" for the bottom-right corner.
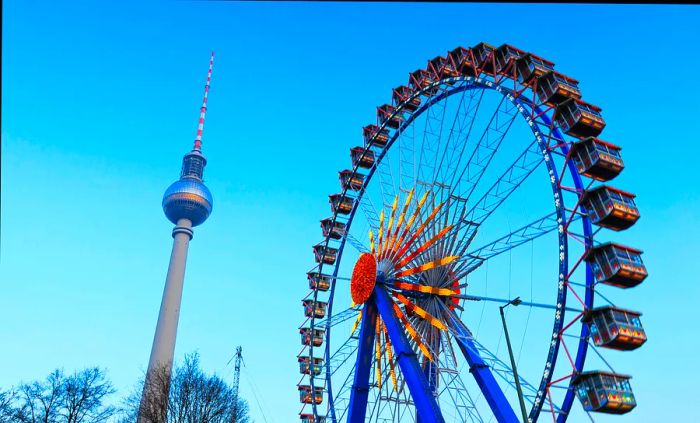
[{"x1": 147, "y1": 218, "x2": 193, "y2": 374}]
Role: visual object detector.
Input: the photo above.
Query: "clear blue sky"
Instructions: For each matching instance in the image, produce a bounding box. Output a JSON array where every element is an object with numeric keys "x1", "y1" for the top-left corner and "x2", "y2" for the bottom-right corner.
[{"x1": 2, "y1": 2, "x2": 699, "y2": 422}]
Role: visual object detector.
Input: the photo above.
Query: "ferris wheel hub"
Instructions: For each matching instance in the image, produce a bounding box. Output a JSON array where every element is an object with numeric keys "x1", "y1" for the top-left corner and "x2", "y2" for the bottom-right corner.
[{"x1": 350, "y1": 253, "x2": 377, "y2": 305}]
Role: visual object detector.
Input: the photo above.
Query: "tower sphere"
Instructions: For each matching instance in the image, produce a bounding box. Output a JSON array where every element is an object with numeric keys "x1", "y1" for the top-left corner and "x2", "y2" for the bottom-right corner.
[{"x1": 162, "y1": 178, "x2": 213, "y2": 227}]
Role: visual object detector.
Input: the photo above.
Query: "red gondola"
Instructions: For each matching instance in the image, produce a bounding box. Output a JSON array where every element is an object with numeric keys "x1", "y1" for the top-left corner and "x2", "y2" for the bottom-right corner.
[
  {"x1": 581, "y1": 186, "x2": 640, "y2": 231},
  {"x1": 573, "y1": 372, "x2": 636, "y2": 414},
  {"x1": 298, "y1": 385, "x2": 324, "y2": 405},
  {"x1": 583, "y1": 306, "x2": 647, "y2": 350},
  {"x1": 409, "y1": 69, "x2": 438, "y2": 95},
  {"x1": 313, "y1": 243, "x2": 337, "y2": 265},
  {"x1": 377, "y1": 104, "x2": 403, "y2": 129},
  {"x1": 350, "y1": 146, "x2": 375, "y2": 169},
  {"x1": 298, "y1": 356, "x2": 324, "y2": 376},
  {"x1": 516, "y1": 53, "x2": 555, "y2": 84},
  {"x1": 300, "y1": 327, "x2": 324, "y2": 347},
  {"x1": 428, "y1": 55, "x2": 459, "y2": 82},
  {"x1": 584, "y1": 243, "x2": 647, "y2": 288},
  {"x1": 392, "y1": 85, "x2": 421, "y2": 112},
  {"x1": 536, "y1": 71, "x2": 581, "y2": 105},
  {"x1": 329, "y1": 194, "x2": 353, "y2": 215},
  {"x1": 303, "y1": 299, "x2": 327, "y2": 319},
  {"x1": 307, "y1": 272, "x2": 331, "y2": 292},
  {"x1": 339, "y1": 170, "x2": 364, "y2": 191},
  {"x1": 555, "y1": 98, "x2": 606, "y2": 138},
  {"x1": 472, "y1": 42, "x2": 497, "y2": 74},
  {"x1": 570, "y1": 137, "x2": 624, "y2": 181},
  {"x1": 362, "y1": 124, "x2": 389, "y2": 148},
  {"x1": 494, "y1": 44, "x2": 526, "y2": 74},
  {"x1": 321, "y1": 218, "x2": 346, "y2": 240},
  {"x1": 448, "y1": 46, "x2": 477, "y2": 77},
  {"x1": 300, "y1": 414, "x2": 326, "y2": 423}
]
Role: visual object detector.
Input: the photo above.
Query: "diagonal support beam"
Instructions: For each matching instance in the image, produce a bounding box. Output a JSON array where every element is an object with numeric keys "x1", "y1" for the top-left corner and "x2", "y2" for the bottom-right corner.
[
  {"x1": 445, "y1": 309, "x2": 519, "y2": 423},
  {"x1": 374, "y1": 286, "x2": 445, "y2": 423},
  {"x1": 347, "y1": 300, "x2": 378, "y2": 422}
]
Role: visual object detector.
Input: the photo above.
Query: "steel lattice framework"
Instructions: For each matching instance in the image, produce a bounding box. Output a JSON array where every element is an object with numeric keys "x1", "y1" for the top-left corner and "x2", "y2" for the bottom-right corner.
[{"x1": 297, "y1": 43, "x2": 647, "y2": 423}]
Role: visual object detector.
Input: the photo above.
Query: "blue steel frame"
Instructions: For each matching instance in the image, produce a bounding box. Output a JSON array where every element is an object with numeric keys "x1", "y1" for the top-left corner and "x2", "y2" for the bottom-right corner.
[{"x1": 310, "y1": 74, "x2": 595, "y2": 422}]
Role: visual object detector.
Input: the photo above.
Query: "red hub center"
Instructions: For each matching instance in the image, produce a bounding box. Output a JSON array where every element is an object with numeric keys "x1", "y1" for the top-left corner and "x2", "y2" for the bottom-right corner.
[{"x1": 351, "y1": 253, "x2": 377, "y2": 305}]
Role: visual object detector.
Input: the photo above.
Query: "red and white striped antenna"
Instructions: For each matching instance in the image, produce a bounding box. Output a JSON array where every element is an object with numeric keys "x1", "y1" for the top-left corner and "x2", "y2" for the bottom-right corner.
[{"x1": 194, "y1": 51, "x2": 214, "y2": 151}]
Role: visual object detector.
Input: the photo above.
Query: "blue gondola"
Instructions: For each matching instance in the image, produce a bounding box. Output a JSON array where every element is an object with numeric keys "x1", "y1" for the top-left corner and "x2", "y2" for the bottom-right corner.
[
  {"x1": 555, "y1": 98, "x2": 606, "y2": 138},
  {"x1": 307, "y1": 272, "x2": 331, "y2": 292},
  {"x1": 581, "y1": 186, "x2": 640, "y2": 231},
  {"x1": 298, "y1": 356, "x2": 324, "y2": 376},
  {"x1": 448, "y1": 46, "x2": 477, "y2": 77},
  {"x1": 536, "y1": 71, "x2": 581, "y2": 105},
  {"x1": 351, "y1": 146, "x2": 375, "y2": 169},
  {"x1": 472, "y1": 42, "x2": 497, "y2": 74},
  {"x1": 392, "y1": 85, "x2": 421, "y2": 112},
  {"x1": 409, "y1": 69, "x2": 438, "y2": 95},
  {"x1": 329, "y1": 194, "x2": 353, "y2": 215},
  {"x1": 321, "y1": 218, "x2": 346, "y2": 240},
  {"x1": 362, "y1": 124, "x2": 389, "y2": 148},
  {"x1": 584, "y1": 243, "x2": 647, "y2": 288},
  {"x1": 300, "y1": 327, "x2": 325, "y2": 347},
  {"x1": 339, "y1": 170, "x2": 364, "y2": 191},
  {"x1": 298, "y1": 385, "x2": 324, "y2": 405},
  {"x1": 494, "y1": 44, "x2": 526, "y2": 74},
  {"x1": 377, "y1": 104, "x2": 404, "y2": 129},
  {"x1": 573, "y1": 372, "x2": 636, "y2": 414},
  {"x1": 313, "y1": 243, "x2": 337, "y2": 265},
  {"x1": 516, "y1": 53, "x2": 555, "y2": 84},
  {"x1": 583, "y1": 306, "x2": 647, "y2": 350},
  {"x1": 570, "y1": 137, "x2": 624, "y2": 181}
]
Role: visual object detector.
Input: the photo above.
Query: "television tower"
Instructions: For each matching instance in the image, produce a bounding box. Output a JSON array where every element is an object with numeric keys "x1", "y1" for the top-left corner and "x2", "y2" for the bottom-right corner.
[{"x1": 139, "y1": 52, "x2": 215, "y2": 420}]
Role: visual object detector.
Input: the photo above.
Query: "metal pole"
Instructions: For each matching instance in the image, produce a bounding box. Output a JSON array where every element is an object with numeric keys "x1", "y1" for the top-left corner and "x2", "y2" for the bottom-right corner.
[{"x1": 500, "y1": 300, "x2": 529, "y2": 423}]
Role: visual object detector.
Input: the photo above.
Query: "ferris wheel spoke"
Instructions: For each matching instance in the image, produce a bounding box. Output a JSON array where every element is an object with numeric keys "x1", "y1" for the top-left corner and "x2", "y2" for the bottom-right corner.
[
  {"x1": 451, "y1": 211, "x2": 575, "y2": 279},
  {"x1": 416, "y1": 85, "x2": 451, "y2": 192},
  {"x1": 443, "y1": 93, "x2": 520, "y2": 215},
  {"x1": 430, "y1": 84, "x2": 479, "y2": 190},
  {"x1": 452, "y1": 138, "x2": 545, "y2": 256}
]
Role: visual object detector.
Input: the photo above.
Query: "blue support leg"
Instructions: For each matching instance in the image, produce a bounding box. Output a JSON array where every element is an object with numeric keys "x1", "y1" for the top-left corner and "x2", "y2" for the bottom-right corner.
[
  {"x1": 347, "y1": 299, "x2": 378, "y2": 422},
  {"x1": 446, "y1": 310, "x2": 520, "y2": 423},
  {"x1": 374, "y1": 286, "x2": 445, "y2": 423}
]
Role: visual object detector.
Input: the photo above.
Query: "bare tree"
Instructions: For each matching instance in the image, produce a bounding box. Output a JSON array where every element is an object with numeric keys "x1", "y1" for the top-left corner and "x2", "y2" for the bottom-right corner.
[
  {"x1": 0, "y1": 389, "x2": 17, "y2": 423},
  {"x1": 122, "y1": 353, "x2": 249, "y2": 423},
  {"x1": 10, "y1": 368, "x2": 116, "y2": 423}
]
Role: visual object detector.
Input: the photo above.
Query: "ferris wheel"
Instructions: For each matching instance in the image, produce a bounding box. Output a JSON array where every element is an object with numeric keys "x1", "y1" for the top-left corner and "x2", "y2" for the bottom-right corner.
[{"x1": 297, "y1": 42, "x2": 648, "y2": 423}]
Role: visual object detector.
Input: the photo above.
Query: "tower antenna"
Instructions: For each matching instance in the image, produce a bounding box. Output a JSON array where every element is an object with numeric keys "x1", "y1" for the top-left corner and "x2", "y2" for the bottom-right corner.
[{"x1": 194, "y1": 51, "x2": 214, "y2": 151}]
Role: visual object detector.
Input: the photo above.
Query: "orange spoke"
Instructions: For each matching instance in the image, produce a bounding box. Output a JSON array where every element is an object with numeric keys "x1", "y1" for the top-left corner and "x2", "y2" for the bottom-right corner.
[
  {"x1": 394, "y1": 281, "x2": 458, "y2": 296},
  {"x1": 394, "y1": 255, "x2": 459, "y2": 278},
  {"x1": 391, "y1": 201, "x2": 445, "y2": 262},
  {"x1": 392, "y1": 302, "x2": 433, "y2": 361},
  {"x1": 369, "y1": 230, "x2": 375, "y2": 255},
  {"x1": 396, "y1": 224, "x2": 454, "y2": 269},
  {"x1": 393, "y1": 293, "x2": 447, "y2": 331}
]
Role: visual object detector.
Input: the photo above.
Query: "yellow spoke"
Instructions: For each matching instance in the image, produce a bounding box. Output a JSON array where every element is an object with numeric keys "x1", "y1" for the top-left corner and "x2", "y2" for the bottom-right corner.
[
  {"x1": 393, "y1": 293, "x2": 447, "y2": 331},
  {"x1": 381, "y1": 322, "x2": 398, "y2": 391},
  {"x1": 394, "y1": 281, "x2": 458, "y2": 296},
  {"x1": 377, "y1": 209, "x2": 385, "y2": 256},
  {"x1": 350, "y1": 310, "x2": 362, "y2": 336},
  {"x1": 383, "y1": 189, "x2": 415, "y2": 260},
  {"x1": 394, "y1": 255, "x2": 460, "y2": 278},
  {"x1": 369, "y1": 229, "x2": 375, "y2": 255},
  {"x1": 375, "y1": 316, "x2": 382, "y2": 390},
  {"x1": 396, "y1": 224, "x2": 454, "y2": 269},
  {"x1": 391, "y1": 302, "x2": 433, "y2": 361},
  {"x1": 387, "y1": 191, "x2": 431, "y2": 260},
  {"x1": 381, "y1": 195, "x2": 400, "y2": 256}
]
